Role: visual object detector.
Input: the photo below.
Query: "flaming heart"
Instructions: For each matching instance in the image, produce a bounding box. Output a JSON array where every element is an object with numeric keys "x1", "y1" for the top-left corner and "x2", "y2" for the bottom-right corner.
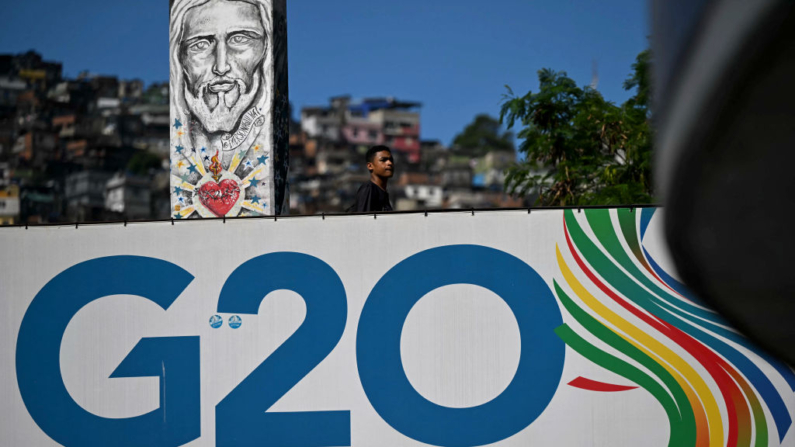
[{"x1": 197, "y1": 180, "x2": 240, "y2": 217}]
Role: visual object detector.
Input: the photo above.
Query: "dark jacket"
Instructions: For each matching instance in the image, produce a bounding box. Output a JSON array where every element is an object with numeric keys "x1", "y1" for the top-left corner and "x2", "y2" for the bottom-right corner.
[{"x1": 349, "y1": 181, "x2": 393, "y2": 212}]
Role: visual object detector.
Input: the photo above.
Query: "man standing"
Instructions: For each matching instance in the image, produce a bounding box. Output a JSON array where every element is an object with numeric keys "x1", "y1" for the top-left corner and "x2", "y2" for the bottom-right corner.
[{"x1": 351, "y1": 145, "x2": 394, "y2": 212}]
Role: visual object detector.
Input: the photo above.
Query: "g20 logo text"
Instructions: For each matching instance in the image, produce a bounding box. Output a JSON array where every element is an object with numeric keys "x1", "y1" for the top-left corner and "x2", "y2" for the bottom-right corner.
[{"x1": 16, "y1": 246, "x2": 564, "y2": 447}]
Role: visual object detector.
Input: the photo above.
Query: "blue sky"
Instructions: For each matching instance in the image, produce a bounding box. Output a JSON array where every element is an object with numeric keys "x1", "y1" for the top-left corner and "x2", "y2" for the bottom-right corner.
[{"x1": 0, "y1": 0, "x2": 649, "y2": 146}]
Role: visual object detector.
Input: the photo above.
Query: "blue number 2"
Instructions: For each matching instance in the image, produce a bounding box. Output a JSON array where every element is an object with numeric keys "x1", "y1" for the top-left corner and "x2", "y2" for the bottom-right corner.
[
  {"x1": 357, "y1": 245, "x2": 565, "y2": 447},
  {"x1": 216, "y1": 252, "x2": 351, "y2": 446},
  {"x1": 15, "y1": 256, "x2": 200, "y2": 447}
]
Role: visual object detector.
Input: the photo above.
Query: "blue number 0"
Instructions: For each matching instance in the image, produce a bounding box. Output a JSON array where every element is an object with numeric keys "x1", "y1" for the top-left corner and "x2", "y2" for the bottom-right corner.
[
  {"x1": 356, "y1": 245, "x2": 565, "y2": 447},
  {"x1": 216, "y1": 252, "x2": 351, "y2": 446}
]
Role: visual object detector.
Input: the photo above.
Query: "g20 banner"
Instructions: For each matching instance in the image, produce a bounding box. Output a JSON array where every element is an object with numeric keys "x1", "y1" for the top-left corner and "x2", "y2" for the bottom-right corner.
[{"x1": 1, "y1": 209, "x2": 793, "y2": 446}]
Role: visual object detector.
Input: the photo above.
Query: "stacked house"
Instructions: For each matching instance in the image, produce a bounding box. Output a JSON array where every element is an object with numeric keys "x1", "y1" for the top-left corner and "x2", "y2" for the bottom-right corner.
[
  {"x1": 291, "y1": 96, "x2": 522, "y2": 214},
  {"x1": 0, "y1": 51, "x2": 171, "y2": 224}
]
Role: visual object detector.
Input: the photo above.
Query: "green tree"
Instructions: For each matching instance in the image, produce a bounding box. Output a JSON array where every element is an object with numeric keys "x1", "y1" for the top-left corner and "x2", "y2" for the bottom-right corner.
[
  {"x1": 127, "y1": 151, "x2": 163, "y2": 176},
  {"x1": 500, "y1": 50, "x2": 653, "y2": 206},
  {"x1": 452, "y1": 114, "x2": 515, "y2": 155}
]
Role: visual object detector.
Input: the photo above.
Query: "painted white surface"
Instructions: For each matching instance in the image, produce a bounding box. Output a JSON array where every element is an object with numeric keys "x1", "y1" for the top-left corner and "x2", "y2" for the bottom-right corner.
[{"x1": 0, "y1": 210, "x2": 792, "y2": 446}]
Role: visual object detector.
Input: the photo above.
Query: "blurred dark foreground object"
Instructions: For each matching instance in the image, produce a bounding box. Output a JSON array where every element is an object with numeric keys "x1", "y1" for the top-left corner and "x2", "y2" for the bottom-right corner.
[{"x1": 654, "y1": 0, "x2": 795, "y2": 364}]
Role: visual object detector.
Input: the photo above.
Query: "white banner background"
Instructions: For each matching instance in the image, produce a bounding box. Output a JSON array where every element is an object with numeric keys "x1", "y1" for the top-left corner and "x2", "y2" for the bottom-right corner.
[{"x1": 1, "y1": 210, "x2": 792, "y2": 446}]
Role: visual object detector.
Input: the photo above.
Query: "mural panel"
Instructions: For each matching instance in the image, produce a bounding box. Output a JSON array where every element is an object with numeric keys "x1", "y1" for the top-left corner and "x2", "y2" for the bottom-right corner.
[{"x1": 169, "y1": 0, "x2": 288, "y2": 218}]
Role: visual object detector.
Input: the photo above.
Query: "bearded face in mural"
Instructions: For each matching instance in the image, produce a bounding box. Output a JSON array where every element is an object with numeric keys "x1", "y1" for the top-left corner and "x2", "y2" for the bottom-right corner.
[
  {"x1": 172, "y1": 0, "x2": 273, "y2": 146},
  {"x1": 180, "y1": 0, "x2": 266, "y2": 134}
]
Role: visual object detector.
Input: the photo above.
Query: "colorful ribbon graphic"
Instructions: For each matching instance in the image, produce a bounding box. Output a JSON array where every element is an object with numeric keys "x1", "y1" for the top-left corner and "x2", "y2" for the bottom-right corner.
[{"x1": 555, "y1": 208, "x2": 794, "y2": 447}]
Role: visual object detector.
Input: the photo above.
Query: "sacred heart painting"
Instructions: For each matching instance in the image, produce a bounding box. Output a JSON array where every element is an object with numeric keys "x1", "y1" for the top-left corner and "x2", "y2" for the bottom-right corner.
[{"x1": 169, "y1": 0, "x2": 289, "y2": 218}]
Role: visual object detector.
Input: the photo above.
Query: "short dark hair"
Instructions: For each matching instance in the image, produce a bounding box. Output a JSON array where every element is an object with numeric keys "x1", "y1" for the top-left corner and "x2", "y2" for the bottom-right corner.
[{"x1": 366, "y1": 145, "x2": 391, "y2": 163}]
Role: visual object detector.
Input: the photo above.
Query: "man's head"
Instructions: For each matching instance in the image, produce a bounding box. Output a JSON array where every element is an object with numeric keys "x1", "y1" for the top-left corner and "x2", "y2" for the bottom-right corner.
[
  {"x1": 179, "y1": 0, "x2": 268, "y2": 133},
  {"x1": 366, "y1": 145, "x2": 394, "y2": 179}
]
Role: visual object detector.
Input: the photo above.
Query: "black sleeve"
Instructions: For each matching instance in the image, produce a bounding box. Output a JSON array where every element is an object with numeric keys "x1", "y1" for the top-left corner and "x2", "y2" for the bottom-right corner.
[{"x1": 354, "y1": 183, "x2": 375, "y2": 213}]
